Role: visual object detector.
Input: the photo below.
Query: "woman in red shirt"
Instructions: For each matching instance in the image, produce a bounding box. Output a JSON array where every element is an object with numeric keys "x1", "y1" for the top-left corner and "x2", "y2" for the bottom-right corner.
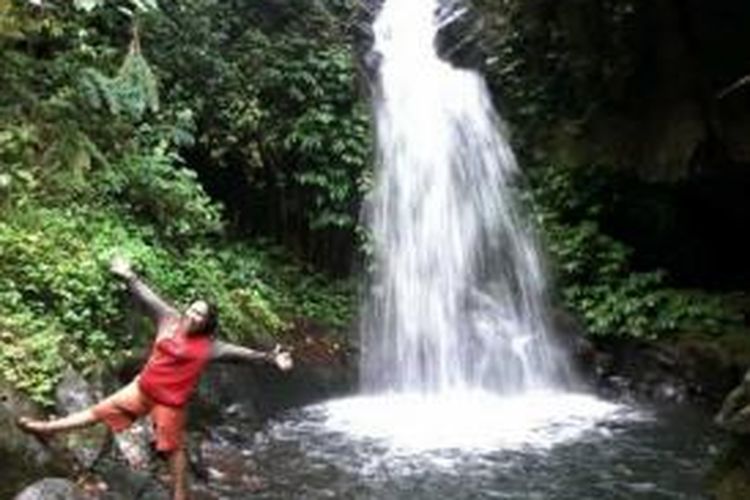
[{"x1": 18, "y1": 256, "x2": 293, "y2": 500}]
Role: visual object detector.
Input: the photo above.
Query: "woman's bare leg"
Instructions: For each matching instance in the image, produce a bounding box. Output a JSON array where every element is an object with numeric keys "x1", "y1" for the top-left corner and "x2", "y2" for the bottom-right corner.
[
  {"x1": 168, "y1": 447, "x2": 189, "y2": 500},
  {"x1": 18, "y1": 408, "x2": 99, "y2": 435}
]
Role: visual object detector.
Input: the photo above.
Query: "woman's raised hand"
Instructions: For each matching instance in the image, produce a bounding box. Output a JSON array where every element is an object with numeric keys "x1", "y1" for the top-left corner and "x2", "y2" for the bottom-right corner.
[
  {"x1": 271, "y1": 344, "x2": 293, "y2": 371},
  {"x1": 110, "y1": 255, "x2": 135, "y2": 280}
]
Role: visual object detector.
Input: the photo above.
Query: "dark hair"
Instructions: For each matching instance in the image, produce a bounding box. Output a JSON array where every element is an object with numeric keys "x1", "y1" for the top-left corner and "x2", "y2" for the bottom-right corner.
[{"x1": 204, "y1": 301, "x2": 219, "y2": 336}]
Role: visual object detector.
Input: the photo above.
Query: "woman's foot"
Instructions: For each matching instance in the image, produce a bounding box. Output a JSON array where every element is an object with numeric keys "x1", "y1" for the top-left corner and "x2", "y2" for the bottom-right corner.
[{"x1": 16, "y1": 417, "x2": 53, "y2": 439}]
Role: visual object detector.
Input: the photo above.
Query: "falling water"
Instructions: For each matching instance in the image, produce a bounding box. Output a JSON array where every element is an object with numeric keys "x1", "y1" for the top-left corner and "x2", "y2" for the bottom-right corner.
[{"x1": 360, "y1": 0, "x2": 572, "y2": 394}]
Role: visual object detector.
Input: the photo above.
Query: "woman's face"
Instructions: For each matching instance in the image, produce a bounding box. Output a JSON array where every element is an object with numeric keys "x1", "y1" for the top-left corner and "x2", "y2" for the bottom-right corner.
[{"x1": 184, "y1": 300, "x2": 210, "y2": 333}]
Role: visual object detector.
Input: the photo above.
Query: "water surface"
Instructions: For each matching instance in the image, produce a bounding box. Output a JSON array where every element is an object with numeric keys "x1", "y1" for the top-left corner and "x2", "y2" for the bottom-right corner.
[{"x1": 202, "y1": 395, "x2": 722, "y2": 499}]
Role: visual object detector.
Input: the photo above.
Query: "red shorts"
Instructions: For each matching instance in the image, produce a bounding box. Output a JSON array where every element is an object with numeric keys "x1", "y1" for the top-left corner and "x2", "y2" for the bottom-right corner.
[{"x1": 91, "y1": 379, "x2": 185, "y2": 452}]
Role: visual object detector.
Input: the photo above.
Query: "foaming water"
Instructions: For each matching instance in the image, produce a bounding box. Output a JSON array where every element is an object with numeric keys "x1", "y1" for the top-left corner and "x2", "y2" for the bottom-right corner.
[{"x1": 320, "y1": 391, "x2": 640, "y2": 453}]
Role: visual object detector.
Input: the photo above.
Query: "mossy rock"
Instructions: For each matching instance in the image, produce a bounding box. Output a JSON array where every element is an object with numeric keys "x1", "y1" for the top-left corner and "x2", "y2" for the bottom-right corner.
[
  {"x1": 0, "y1": 404, "x2": 72, "y2": 499},
  {"x1": 710, "y1": 437, "x2": 750, "y2": 500}
]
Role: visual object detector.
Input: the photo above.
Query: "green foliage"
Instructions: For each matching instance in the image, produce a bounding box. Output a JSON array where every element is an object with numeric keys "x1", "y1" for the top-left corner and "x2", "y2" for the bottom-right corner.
[
  {"x1": 142, "y1": 0, "x2": 372, "y2": 267},
  {"x1": 0, "y1": 206, "x2": 354, "y2": 404},
  {"x1": 0, "y1": 308, "x2": 67, "y2": 405},
  {"x1": 255, "y1": 40, "x2": 371, "y2": 231},
  {"x1": 79, "y1": 35, "x2": 159, "y2": 120},
  {"x1": 528, "y1": 165, "x2": 742, "y2": 338},
  {"x1": 97, "y1": 142, "x2": 223, "y2": 240},
  {"x1": 0, "y1": 1, "x2": 358, "y2": 404}
]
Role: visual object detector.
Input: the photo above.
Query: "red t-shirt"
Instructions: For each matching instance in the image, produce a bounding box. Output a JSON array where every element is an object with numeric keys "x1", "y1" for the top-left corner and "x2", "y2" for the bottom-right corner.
[{"x1": 138, "y1": 318, "x2": 213, "y2": 407}]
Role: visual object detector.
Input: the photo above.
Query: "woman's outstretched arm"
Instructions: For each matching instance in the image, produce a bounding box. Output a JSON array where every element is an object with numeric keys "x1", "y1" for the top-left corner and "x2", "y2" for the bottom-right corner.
[
  {"x1": 110, "y1": 256, "x2": 178, "y2": 324},
  {"x1": 211, "y1": 341, "x2": 293, "y2": 371}
]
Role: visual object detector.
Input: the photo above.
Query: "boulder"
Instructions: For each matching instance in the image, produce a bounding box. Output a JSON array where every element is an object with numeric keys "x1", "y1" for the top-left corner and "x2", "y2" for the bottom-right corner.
[
  {"x1": 589, "y1": 335, "x2": 742, "y2": 406},
  {"x1": 0, "y1": 380, "x2": 73, "y2": 499},
  {"x1": 195, "y1": 363, "x2": 263, "y2": 428},
  {"x1": 110, "y1": 418, "x2": 156, "y2": 471},
  {"x1": 716, "y1": 369, "x2": 750, "y2": 434},
  {"x1": 191, "y1": 431, "x2": 267, "y2": 496},
  {"x1": 550, "y1": 308, "x2": 599, "y2": 373},
  {"x1": 712, "y1": 370, "x2": 750, "y2": 499},
  {"x1": 195, "y1": 321, "x2": 356, "y2": 428},
  {"x1": 54, "y1": 368, "x2": 109, "y2": 469},
  {"x1": 92, "y1": 455, "x2": 169, "y2": 500},
  {"x1": 13, "y1": 478, "x2": 86, "y2": 500},
  {"x1": 709, "y1": 436, "x2": 750, "y2": 500}
]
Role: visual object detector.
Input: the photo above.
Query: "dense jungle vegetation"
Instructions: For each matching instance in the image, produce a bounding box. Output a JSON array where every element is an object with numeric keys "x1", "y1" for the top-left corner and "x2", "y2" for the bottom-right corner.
[{"x1": 2, "y1": 0, "x2": 749, "y2": 404}]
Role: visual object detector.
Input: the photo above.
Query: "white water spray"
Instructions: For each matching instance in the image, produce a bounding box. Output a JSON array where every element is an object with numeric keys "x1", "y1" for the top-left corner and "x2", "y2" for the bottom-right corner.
[{"x1": 360, "y1": 0, "x2": 572, "y2": 394}]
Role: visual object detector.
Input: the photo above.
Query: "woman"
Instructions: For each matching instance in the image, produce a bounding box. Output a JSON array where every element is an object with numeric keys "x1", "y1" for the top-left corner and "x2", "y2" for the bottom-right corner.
[{"x1": 18, "y1": 256, "x2": 293, "y2": 500}]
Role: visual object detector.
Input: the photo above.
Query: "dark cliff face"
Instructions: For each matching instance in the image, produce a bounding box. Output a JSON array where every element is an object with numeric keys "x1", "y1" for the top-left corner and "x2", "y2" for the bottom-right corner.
[
  {"x1": 463, "y1": 0, "x2": 750, "y2": 291},
  {"x1": 471, "y1": 0, "x2": 750, "y2": 179},
  {"x1": 355, "y1": 0, "x2": 486, "y2": 86}
]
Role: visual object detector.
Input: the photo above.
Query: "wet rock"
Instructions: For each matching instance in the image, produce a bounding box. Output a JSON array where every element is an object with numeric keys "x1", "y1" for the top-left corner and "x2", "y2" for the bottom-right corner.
[
  {"x1": 435, "y1": 0, "x2": 485, "y2": 70},
  {"x1": 55, "y1": 368, "x2": 108, "y2": 469},
  {"x1": 550, "y1": 308, "x2": 598, "y2": 374},
  {"x1": 353, "y1": 0, "x2": 382, "y2": 81},
  {"x1": 93, "y1": 455, "x2": 169, "y2": 500},
  {"x1": 595, "y1": 343, "x2": 692, "y2": 403},
  {"x1": 589, "y1": 336, "x2": 741, "y2": 406},
  {"x1": 716, "y1": 369, "x2": 750, "y2": 434},
  {"x1": 269, "y1": 318, "x2": 357, "y2": 407},
  {"x1": 0, "y1": 377, "x2": 42, "y2": 418},
  {"x1": 195, "y1": 364, "x2": 263, "y2": 428},
  {"x1": 55, "y1": 368, "x2": 102, "y2": 415},
  {"x1": 193, "y1": 432, "x2": 267, "y2": 496},
  {"x1": 0, "y1": 380, "x2": 73, "y2": 499},
  {"x1": 709, "y1": 436, "x2": 750, "y2": 500},
  {"x1": 89, "y1": 411, "x2": 162, "y2": 497},
  {"x1": 111, "y1": 417, "x2": 156, "y2": 470},
  {"x1": 13, "y1": 478, "x2": 86, "y2": 500},
  {"x1": 195, "y1": 321, "x2": 355, "y2": 428},
  {"x1": 712, "y1": 373, "x2": 750, "y2": 499}
]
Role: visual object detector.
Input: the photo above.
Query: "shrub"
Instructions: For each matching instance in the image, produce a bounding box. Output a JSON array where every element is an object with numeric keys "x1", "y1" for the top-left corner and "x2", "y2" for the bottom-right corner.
[{"x1": 527, "y1": 165, "x2": 742, "y2": 338}]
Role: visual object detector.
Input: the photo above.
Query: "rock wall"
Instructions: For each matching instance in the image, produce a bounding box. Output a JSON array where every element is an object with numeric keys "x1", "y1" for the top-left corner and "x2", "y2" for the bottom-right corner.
[{"x1": 473, "y1": 0, "x2": 750, "y2": 179}]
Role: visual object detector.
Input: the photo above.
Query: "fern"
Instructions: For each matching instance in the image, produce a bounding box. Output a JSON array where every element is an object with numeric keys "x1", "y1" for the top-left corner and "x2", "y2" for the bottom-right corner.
[{"x1": 77, "y1": 29, "x2": 159, "y2": 120}]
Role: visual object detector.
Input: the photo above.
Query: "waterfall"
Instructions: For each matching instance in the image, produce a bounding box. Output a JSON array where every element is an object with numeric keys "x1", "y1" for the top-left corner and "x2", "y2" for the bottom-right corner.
[{"x1": 360, "y1": 0, "x2": 573, "y2": 394}]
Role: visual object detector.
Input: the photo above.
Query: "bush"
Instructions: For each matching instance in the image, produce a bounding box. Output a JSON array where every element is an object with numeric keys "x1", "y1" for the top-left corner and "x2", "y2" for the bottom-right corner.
[{"x1": 527, "y1": 165, "x2": 742, "y2": 338}]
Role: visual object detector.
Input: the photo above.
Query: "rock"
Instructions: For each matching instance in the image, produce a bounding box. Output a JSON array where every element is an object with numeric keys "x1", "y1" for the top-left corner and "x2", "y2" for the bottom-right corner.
[
  {"x1": 550, "y1": 308, "x2": 598, "y2": 370},
  {"x1": 52, "y1": 369, "x2": 162, "y2": 496},
  {"x1": 93, "y1": 456, "x2": 170, "y2": 500},
  {"x1": 587, "y1": 335, "x2": 742, "y2": 406},
  {"x1": 434, "y1": 0, "x2": 485, "y2": 71},
  {"x1": 716, "y1": 370, "x2": 750, "y2": 434},
  {"x1": 194, "y1": 332, "x2": 355, "y2": 428},
  {"x1": 13, "y1": 478, "x2": 87, "y2": 500},
  {"x1": 195, "y1": 364, "x2": 263, "y2": 428},
  {"x1": 54, "y1": 368, "x2": 109, "y2": 469},
  {"x1": 0, "y1": 378, "x2": 42, "y2": 418},
  {"x1": 192, "y1": 431, "x2": 267, "y2": 496},
  {"x1": 593, "y1": 340, "x2": 692, "y2": 403},
  {"x1": 57, "y1": 366, "x2": 158, "y2": 472},
  {"x1": 55, "y1": 368, "x2": 101, "y2": 415},
  {"x1": 111, "y1": 417, "x2": 156, "y2": 471},
  {"x1": 0, "y1": 380, "x2": 73, "y2": 500},
  {"x1": 709, "y1": 436, "x2": 750, "y2": 500}
]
